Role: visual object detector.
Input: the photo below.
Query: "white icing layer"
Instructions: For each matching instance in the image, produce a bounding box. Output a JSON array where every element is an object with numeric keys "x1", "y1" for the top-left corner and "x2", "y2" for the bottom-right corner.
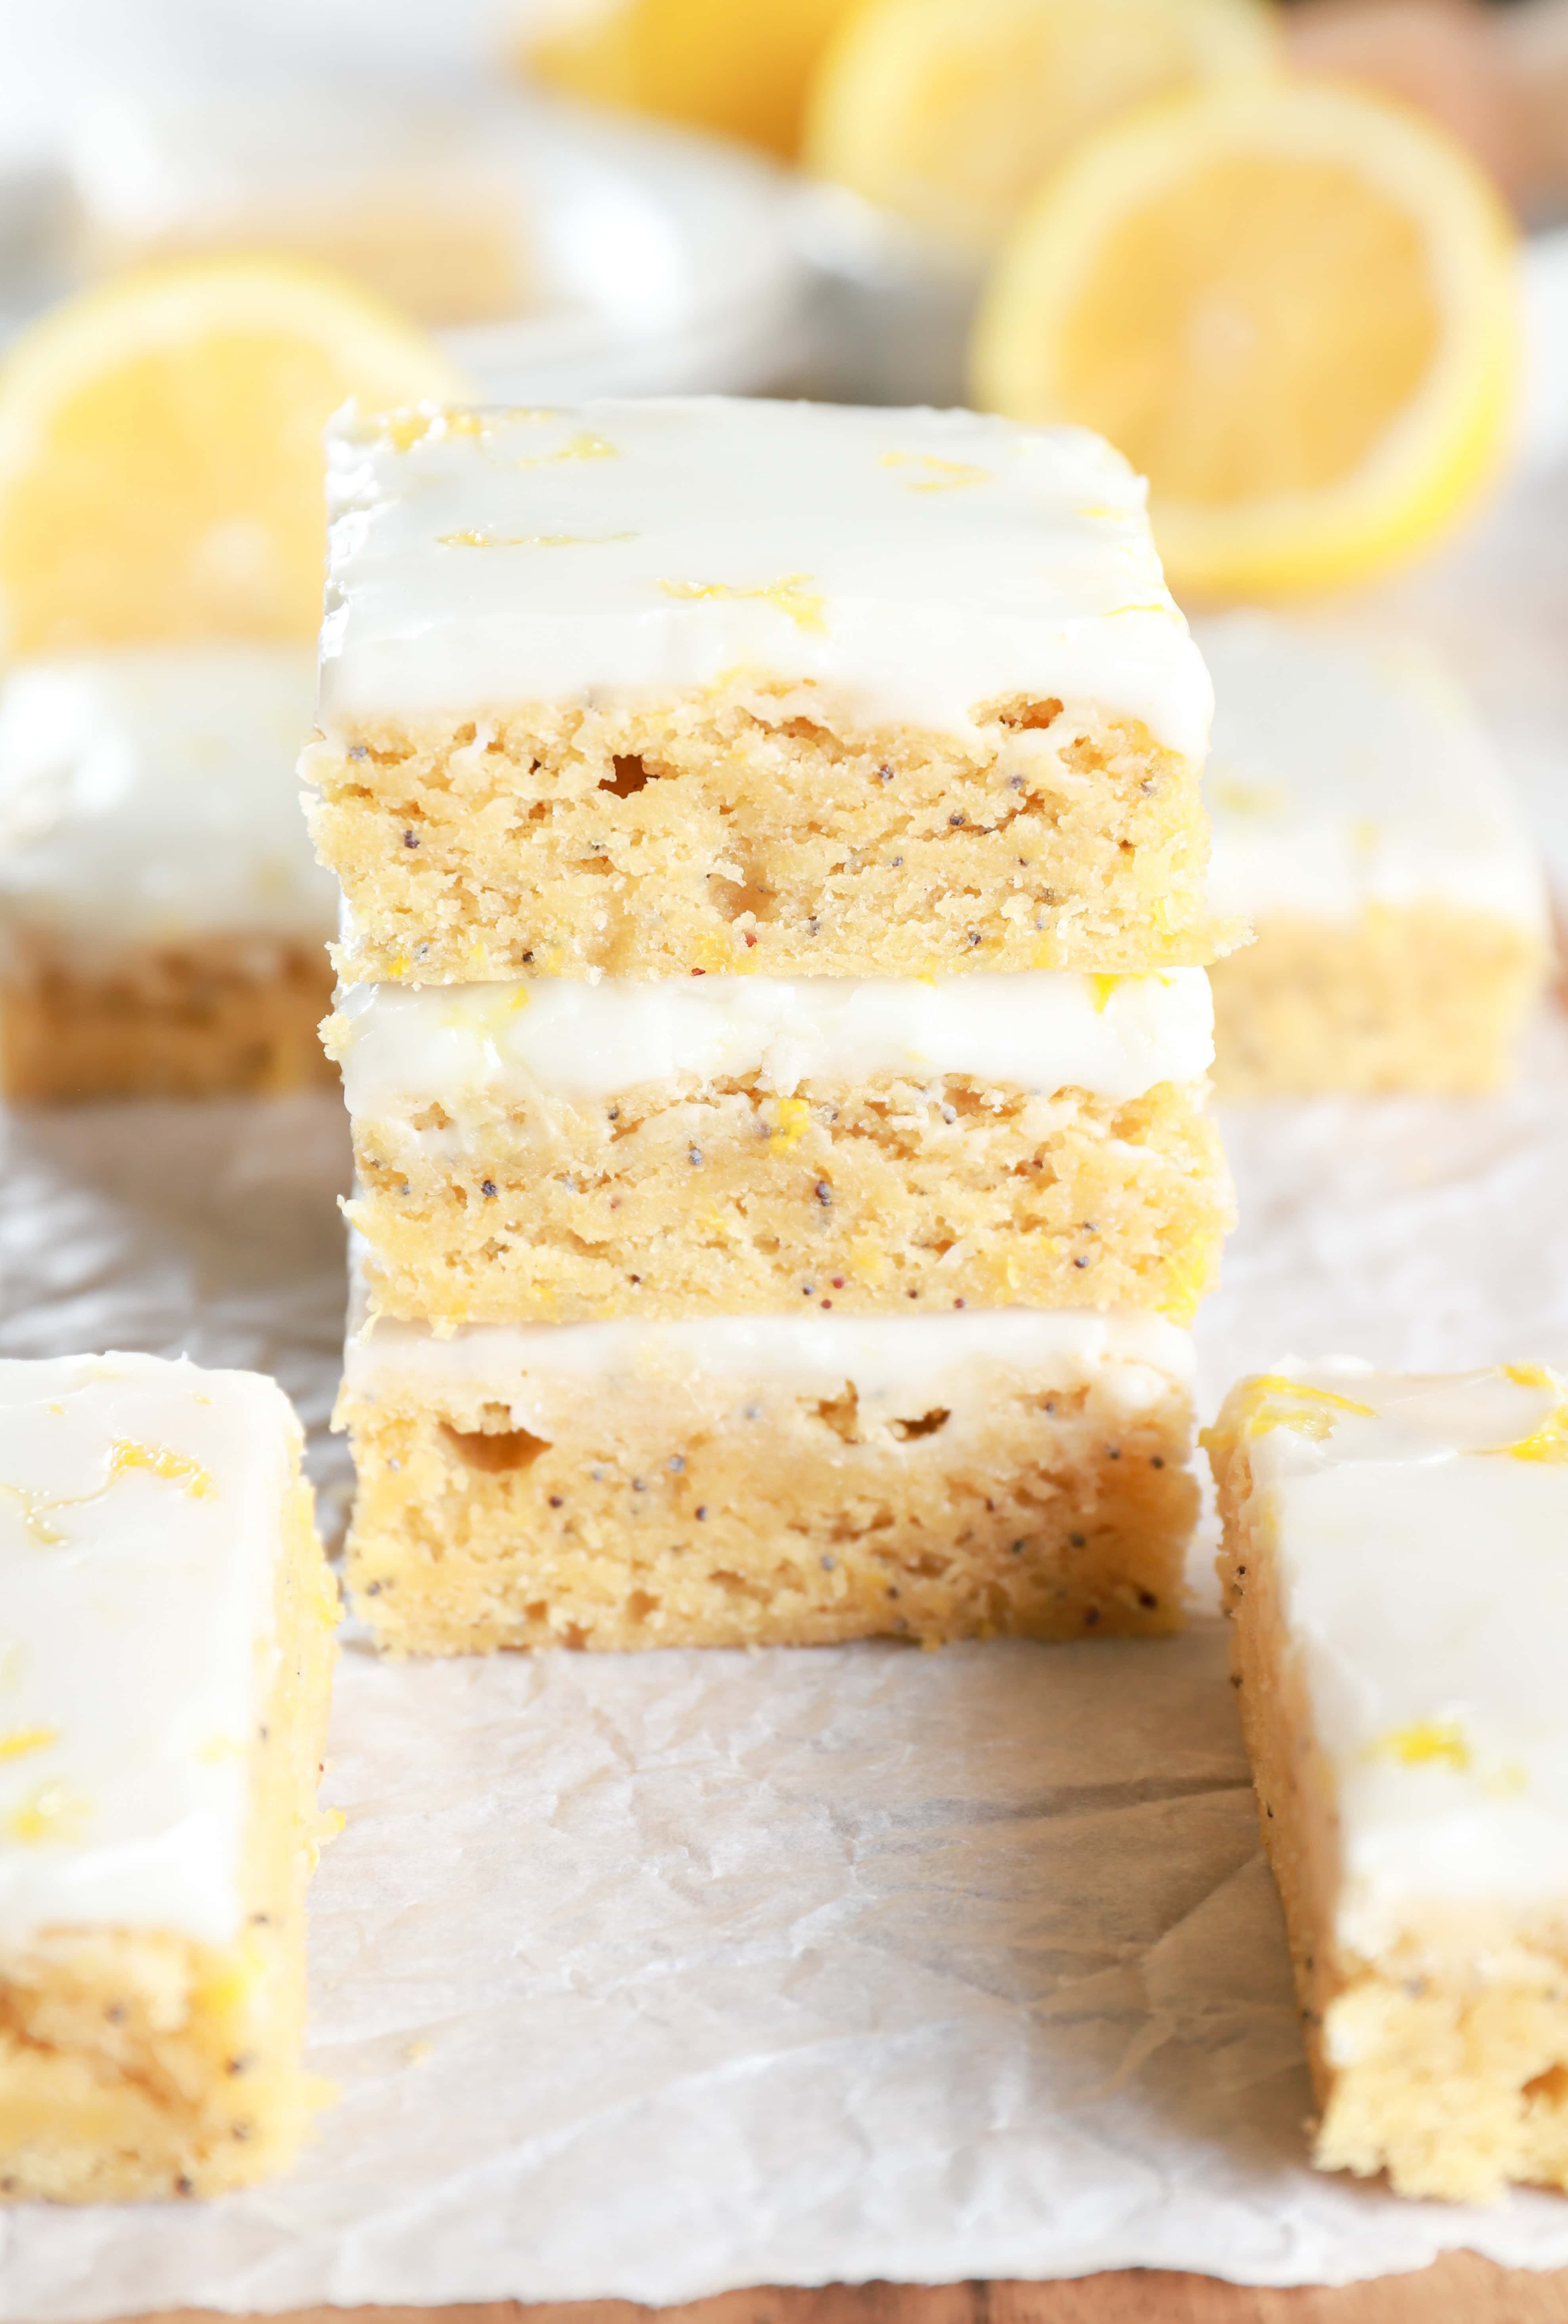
[
  {"x1": 330, "y1": 968, "x2": 1215, "y2": 1125},
  {"x1": 319, "y1": 399, "x2": 1212, "y2": 757},
  {"x1": 1199, "y1": 615, "x2": 1551, "y2": 934},
  {"x1": 1236, "y1": 1360, "x2": 1568, "y2": 1955},
  {"x1": 0, "y1": 645, "x2": 337, "y2": 957},
  {"x1": 345, "y1": 1296, "x2": 1195, "y2": 1434},
  {"x1": 0, "y1": 1352, "x2": 303, "y2": 1949}
]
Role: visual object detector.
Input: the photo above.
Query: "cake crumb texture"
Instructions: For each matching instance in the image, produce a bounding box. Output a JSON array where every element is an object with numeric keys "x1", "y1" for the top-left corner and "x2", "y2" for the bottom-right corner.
[
  {"x1": 347, "y1": 1073, "x2": 1231, "y2": 1327},
  {"x1": 307, "y1": 692, "x2": 1233, "y2": 982},
  {"x1": 342, "y1": 1360, "x2": 1196, "y2": 1654}
]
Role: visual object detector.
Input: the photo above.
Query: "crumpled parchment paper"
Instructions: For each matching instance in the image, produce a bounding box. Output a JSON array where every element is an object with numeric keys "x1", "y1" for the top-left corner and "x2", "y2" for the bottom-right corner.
[
  {"x1": 2, "y1": 1017, "x2": 1566, "y2": 2318},
  {"x1": 3, "y1": 466, "x2": 1568, "y2": 2317}
]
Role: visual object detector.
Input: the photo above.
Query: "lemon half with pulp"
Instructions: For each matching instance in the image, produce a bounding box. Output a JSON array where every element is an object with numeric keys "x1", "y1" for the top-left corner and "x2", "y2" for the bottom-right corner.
[
  {"x1": 970, "y1": 78, "x2": 1518, "y2": 598},
  {"x1": 0, "y1": 255, "x2": 465, "y2": 655},
  {"x1": 805, "y1": 0, "x2": 1278, "y2": 252}
]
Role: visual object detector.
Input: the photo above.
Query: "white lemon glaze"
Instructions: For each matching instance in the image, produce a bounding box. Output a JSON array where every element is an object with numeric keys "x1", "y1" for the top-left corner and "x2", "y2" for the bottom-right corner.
[
  {"x1": 343, "y1": 1286, "x2": 1196, "y2": 1437},
  {"x1": 327, "y1": 966, "x2": 1215, "y2": 1130},
  {"x1": 0, "y1": 1352, "x2": 305, "y2": 1949},
  {"x1": 1232, "y1": 1360, "x2": 1568, "y2": 1955},
  {"x1": 1199, "y1": 615, "x2": 1551, "y2": 934},
  {"x1": 318, "y1": 399, "x2": 1212, "y2": 756},
  {"x1": 0, "y1": 645, "x2": 336, "y2": 961}
]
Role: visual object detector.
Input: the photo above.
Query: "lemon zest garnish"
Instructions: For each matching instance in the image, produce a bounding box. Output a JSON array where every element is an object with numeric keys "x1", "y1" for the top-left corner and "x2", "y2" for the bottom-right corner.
[
  {"x1": 0, "y1": 1485, "x2": 65, "y2": 1546},
  {"x1": 0, "y1": 1727, "x2": 56, "y2": 1762},
  {"x1": 657, "y1": 574, "x2": 827, "y2": 634},
  {"x1": 880, "y1": 451, "x2": 990, "y2": 492},
  {"x1": 1493, "y1": 1364, "x2": 1568, "y2": 1463},
  {"x1": 691, "y1": 929, "x2": 750, "y2": 975},
  {"x1": 438, "y1": 529, "x2": 635, "y2": 548},
  {"x1": 517, "y1": 431, "x2": 619, "y2": 467},
  {"x1": 381, "y1": 410, "x2": 433, "y2": 453},
  {"x1": 1503, "y1": 1427, "x2": 1568, "y2": 1455},
  {"x1": 382, "y1": 406, "x2": 487, "y2": 453},
  {"x1": 1379, "y1": 1719, "x2": 1471, "y2": 1772},
  {"x1": 1087, "y1": 974, "x2": 1120, "y2": 1012},
  {"x1": 768, "y1": 1096, "x2": 813, "y2": 1156},
  {"x1": 7, "y1": 1782, "x2": 89, "y2": 1843},
  {"x1": 108, "y1": 1439, "x2": 216, "y2": 1499},
  {"x1": 1155, "y1": 1232, "x2": 1217, "y2": 1327},
  {"x1": 1236, "y1": 1375, "x2": 1375, "y2": 1442}
]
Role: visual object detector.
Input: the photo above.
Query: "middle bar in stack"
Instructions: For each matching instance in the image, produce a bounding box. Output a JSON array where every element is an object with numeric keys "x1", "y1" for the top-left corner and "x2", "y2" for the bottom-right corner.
[{"x1": 307, "y1": 398, "x2": 1236, "y2": 1654}]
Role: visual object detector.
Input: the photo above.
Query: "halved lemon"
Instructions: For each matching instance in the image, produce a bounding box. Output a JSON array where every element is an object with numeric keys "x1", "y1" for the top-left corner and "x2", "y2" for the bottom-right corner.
[
  {"x1": 524, "y1": 0, "x2": 862, "y2": 160},
  {"x1": 804, "y1": 0, "x2": 1278, "y2": 252},
  {"x1": 0, "y1": 256, "x2": 465, "y2": 656},
  {"x1": 970, "y1": 79, "x2": 1518, "y2": 599}
]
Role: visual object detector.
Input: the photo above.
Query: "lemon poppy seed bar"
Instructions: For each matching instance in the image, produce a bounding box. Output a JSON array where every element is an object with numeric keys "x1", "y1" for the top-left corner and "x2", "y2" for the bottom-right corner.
[
  {"x1": 303, "y1": 398, "x2": 1235, "y2": 983},
  {"x1": 0, "y1": 647, "x2": 338, "y2": 1103},
  {"x1": 340, "y1": 1294, "x2": 1198, "y2": 1653},
  {"x1": 1207, "y1": 1362, "x2": 1568, "y2": 2204},
  {"x1": 0, "y1": 1353, "x2": 338, "y2": 2201},
  {"x1": 314, "y1": 396, "x2": 1232, "y2": 1651},
  {"x1": 1200, "y1": 617, "x2": 1552, "y2": 1097},
  {"x1": 330, "y1": 966, "x2": 1232, "y2": 1328}
]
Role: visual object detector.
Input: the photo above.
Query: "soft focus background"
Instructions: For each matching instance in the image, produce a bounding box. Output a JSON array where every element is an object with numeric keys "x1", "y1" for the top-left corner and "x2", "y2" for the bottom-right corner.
[{"x1": 3, "y1": 0, "x2": 1567, "y2": 536}]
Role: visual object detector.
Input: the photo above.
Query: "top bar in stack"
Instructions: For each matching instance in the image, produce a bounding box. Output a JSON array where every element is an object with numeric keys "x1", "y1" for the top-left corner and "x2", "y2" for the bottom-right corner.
[{"x1": 305, "y1": 399, "x2": 1235, "y2": 983}]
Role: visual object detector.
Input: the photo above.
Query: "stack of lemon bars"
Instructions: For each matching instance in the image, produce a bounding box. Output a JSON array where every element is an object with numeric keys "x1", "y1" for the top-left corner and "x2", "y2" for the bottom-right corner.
[{"x1": 306, "y1": 398, "x2": 1238, "y2": 1656}]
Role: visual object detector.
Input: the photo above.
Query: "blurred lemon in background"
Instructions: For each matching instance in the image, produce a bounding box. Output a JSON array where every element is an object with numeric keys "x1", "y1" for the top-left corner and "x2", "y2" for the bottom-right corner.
[
  {"x1": 0, "y1": 257, "x2": 463, "y2": 657},
  {"x1": 804, "y1": 0, "x2": 1278, "y2": 252},
  {"x1": 525, "y1": 0, "x2": 862, "y2": 159},
  {"x1": 971, "y1": 80, "x2": 1518, "y2": 598}
]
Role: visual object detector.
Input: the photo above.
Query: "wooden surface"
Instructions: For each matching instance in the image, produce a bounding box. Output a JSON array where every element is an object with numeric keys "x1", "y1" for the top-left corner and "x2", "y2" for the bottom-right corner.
[{"x1": 124, "y1": 2259, "x2": 1568, "y2": 2324}]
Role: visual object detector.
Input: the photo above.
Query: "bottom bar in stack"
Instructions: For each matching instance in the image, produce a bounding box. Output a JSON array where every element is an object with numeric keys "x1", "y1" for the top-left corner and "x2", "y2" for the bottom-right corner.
[{"x1": 338, "y1": 1294, "x2": 1197, "y2": 1654}]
